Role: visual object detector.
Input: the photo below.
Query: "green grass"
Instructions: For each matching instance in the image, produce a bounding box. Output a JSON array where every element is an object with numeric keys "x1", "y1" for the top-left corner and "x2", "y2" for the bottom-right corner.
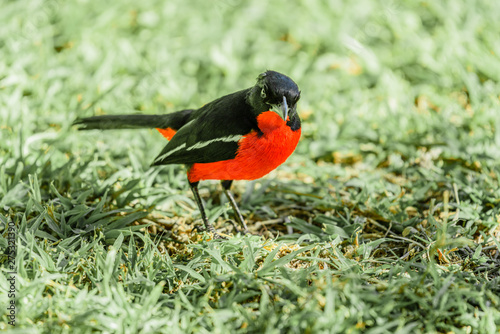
[{"x1": 1, "y1": 0, "x2": 500, "y2": 332}]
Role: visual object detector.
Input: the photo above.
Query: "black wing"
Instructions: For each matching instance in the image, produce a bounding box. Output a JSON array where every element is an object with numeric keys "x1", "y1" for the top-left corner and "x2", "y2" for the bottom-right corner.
[{"x1": 152, "y1": 89, "x2": 257, "y2": 166}]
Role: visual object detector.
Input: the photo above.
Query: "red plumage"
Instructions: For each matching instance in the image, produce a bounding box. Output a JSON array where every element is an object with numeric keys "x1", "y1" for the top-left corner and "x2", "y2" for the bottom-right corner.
[
  {"x1": 156, "y1": 127, "x2": 177, "y2": 140},
  {"x1": 188, "y1": 111, "x2": 301, "y2": 183},
  {"x1": 75, "y1": 70, "x2": 302, "y2": 236}
]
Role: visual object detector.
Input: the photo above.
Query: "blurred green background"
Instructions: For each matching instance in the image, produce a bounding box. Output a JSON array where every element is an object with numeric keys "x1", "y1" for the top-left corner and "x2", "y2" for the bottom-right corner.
[
  {"x1": 3, "y1": 0, "x2": 500, "y2": 168},
  {"x1": 1, "y1": 0, "x2": 500, "y2": 332}
]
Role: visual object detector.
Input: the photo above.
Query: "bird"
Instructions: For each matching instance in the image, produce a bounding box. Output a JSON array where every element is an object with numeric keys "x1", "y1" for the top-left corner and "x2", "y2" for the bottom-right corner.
[{"x1": 74, "y1": 70, "x2": 301, "y2": 236}]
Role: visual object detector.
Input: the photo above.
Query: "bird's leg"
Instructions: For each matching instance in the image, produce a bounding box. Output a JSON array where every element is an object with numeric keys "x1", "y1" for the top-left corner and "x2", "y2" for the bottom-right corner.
[
  {"x1": 221, "y1": 180, "x2": 249, "y2": 234},
  {"x1": 189, "y1": 181, "x2": 217, "y2": 235}
]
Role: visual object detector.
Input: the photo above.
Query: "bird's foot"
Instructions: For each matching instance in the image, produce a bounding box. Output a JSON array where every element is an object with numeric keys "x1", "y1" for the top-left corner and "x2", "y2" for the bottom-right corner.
[
  {"x1": 212, "y1": 232, "x2": 228, "y2": 240},
  {"x1": 193, "y1": 222, "x2": 228, "y2": 240},
  {"x1": 224, "y1": 220, "x2": 250, "y2": 235}
]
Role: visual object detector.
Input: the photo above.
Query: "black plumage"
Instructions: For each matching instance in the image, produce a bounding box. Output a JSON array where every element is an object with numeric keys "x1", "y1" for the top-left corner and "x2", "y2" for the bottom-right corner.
[
  {"x1": 152, "y1": 89, "x2": 258, "y2": 165},
  {"x1": 74, "y1": 109, "x2": 193, "y2": 131},
  {"x1": 74, "y1": 70, "x2": 302, "y2": 236}
]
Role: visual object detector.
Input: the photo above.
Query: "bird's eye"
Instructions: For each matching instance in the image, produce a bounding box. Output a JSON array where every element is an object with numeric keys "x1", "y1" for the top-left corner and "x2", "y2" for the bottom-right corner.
[{"x1": 260, "y1": 88, "x2": 266, "y2": 99}]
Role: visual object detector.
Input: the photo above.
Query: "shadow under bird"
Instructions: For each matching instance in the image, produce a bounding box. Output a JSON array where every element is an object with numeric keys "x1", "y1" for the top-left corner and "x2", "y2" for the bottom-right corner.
[{"x1": 74, "y1": 70, "x2": 301, "y2": 237}]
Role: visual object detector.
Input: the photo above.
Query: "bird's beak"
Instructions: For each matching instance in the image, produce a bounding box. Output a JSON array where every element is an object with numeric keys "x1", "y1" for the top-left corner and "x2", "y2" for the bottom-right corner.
[
  {"x1": 270, "y1": 96, "x2": 289, "y2": 121},
  {"x1": 281, "y1": 96, "x2": 289, "y2": 121}
]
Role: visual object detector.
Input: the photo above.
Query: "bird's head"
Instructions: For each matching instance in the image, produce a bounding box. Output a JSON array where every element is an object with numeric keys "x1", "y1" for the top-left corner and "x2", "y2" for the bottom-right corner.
[{"x1": 247, "y1": 70, "x2": 301, "y2": 124}]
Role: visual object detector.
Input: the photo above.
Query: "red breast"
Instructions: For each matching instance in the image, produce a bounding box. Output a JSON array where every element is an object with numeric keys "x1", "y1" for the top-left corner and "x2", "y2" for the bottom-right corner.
[{"x1": 187, "y1": 111, "x2": 301, "y2": 183}]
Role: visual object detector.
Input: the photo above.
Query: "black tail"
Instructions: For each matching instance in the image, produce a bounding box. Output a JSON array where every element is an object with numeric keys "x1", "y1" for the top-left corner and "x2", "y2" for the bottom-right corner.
[{"x1": 74, "y1": 109, "x2": 194, "y2": 131}]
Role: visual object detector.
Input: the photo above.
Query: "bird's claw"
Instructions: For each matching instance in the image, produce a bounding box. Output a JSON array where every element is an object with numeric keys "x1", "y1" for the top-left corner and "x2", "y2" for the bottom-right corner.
[
  {"x1": 194, "y1": 222, "x2": 228, "y2": 240},
  {"x1": 224, "y1": 220, "x2": 250, "y2": 235}
]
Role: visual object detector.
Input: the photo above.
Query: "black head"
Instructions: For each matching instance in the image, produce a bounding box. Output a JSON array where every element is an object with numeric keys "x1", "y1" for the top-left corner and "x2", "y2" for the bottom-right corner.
[
  {"x1": 257, "y1": 70, "x2": 300, "y2": 107},
  {"x1": 247, "y1": 70, "x2": 301, "y2": 124}
]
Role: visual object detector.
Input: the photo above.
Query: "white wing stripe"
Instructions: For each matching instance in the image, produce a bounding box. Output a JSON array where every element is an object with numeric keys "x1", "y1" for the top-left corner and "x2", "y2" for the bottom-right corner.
[
  {"x1": 186, "y1": 135, "x2": 243, "y2": 151},
  {"x1": 154, "y1": 135, "x2": 242, "y2": 163},
  {"x1": 154, "y1": 143, "x2": 186, "y2": 162}
]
